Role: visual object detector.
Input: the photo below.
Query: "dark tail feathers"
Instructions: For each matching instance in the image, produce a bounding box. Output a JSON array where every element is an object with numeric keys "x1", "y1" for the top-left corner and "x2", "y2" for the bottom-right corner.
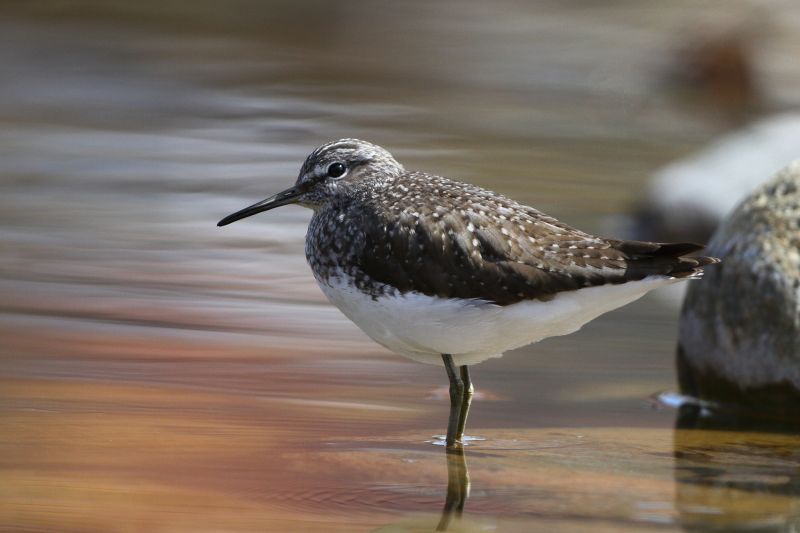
[{"x1": 613, "y1": 240, "x2": 721, "y2": 279}]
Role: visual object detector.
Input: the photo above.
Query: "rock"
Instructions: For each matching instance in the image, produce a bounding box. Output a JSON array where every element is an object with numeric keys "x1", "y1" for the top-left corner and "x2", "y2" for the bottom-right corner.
[
  {"x1": 638, "y1": 114, "x2": 800, "y2": 243},
  {"x1": 678, "y1": 161, "x2": 800, "y2": 415}
]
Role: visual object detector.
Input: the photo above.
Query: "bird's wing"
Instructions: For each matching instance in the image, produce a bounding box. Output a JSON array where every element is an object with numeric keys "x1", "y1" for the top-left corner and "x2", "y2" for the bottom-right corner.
[{"x1": 356, "y1": 181, "x2": 716, "y2": 305}]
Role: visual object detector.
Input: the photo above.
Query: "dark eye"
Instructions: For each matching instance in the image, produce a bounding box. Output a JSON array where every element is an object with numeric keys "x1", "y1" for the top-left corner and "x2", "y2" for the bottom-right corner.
[{"x1": 327, "y1": 162, "x2": 346, "y2": 178}]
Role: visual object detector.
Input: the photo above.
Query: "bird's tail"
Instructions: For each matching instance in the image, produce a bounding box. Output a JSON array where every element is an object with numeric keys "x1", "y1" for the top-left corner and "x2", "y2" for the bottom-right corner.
[{"x1": 612, "y1": 240, "x2": 721, "y2": 280}]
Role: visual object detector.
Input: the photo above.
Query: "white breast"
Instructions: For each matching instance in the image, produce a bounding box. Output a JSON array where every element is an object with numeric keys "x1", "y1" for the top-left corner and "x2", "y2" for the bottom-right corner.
[{"x1": 317, "y1": 272, "x2": 680, "y2": 366}]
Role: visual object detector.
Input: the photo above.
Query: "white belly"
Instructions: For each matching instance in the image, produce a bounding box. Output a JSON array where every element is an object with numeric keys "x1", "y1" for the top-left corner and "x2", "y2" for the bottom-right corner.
[{"x1": 318, "y1": 273, "x2": 679, "y2": 366}]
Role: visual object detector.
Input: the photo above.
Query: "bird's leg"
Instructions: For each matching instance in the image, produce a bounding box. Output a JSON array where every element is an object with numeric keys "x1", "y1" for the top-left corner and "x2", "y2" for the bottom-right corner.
[
  {"x1": 441, "y1": 354, "x2": 464, "y2": 448},
  {"x1": 456, "y1": 365, "x2": 473, "y2": 442}
]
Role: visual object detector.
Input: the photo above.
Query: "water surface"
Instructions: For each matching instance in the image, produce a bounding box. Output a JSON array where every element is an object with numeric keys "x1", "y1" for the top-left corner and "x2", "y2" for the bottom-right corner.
[{"x1": 3, "y1": 2, "x2": 800, "y2": 531}]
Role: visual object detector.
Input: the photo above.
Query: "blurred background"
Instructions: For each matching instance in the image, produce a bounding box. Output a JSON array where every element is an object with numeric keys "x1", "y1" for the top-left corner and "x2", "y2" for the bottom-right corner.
[{"x1": 2, "y1": 1, "x2": 800, "y2": 531}]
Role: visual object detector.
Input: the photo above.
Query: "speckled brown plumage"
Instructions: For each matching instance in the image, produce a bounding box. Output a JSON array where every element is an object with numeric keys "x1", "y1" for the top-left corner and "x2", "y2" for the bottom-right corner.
[{"x1": 302, "y1": 140, "x2": 718, "y2": 306}]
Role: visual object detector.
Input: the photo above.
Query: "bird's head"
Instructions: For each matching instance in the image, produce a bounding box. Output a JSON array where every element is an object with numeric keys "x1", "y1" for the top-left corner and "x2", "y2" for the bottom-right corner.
[{"x1": 217, "y1": 139, "x2": 403, "y2": 226}]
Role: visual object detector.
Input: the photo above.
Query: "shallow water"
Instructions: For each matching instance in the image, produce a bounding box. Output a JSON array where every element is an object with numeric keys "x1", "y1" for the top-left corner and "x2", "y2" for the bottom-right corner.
[{"x1": 3, "y1": 2, "x2": 800, "y2": 531}]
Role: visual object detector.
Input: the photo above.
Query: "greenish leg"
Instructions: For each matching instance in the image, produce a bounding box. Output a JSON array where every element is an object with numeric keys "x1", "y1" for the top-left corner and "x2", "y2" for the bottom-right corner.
[
  {"x1": 456, "y1": 365, "x2": 473, "y2": 442},
  {"x1": 441, "y1": 354, "x2": 464, "y2": 448}
]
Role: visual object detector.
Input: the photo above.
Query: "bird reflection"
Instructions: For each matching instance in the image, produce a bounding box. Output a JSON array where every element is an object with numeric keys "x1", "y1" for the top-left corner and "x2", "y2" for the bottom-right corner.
[
  {"x1": 674, "y1": 405, "x2": 800, "y2": 532},
  {"x1": 436, "y1": 447, "x2": 471, "y2": 531}
]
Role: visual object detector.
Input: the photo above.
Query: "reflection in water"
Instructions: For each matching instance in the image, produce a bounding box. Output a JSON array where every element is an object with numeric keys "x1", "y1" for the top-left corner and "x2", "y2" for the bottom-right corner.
[
  {"x1": 674, "y1": 405, "x2": 800, "y2": 532},
  {"x1": 436, "y1": 448, "x2": 471, "y2": 532}
]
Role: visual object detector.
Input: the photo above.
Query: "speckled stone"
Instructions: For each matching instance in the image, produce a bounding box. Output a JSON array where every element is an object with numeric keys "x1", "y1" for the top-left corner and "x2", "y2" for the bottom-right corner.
[{"x1": 678, "y1": 161, "x2": 800, "y2": 411}]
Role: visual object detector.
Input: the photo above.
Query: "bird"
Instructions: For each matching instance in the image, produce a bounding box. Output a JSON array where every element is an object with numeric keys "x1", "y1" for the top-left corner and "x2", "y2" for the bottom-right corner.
[{"x1": 218, "y1": 138, "x2": 719, "y2": 448}]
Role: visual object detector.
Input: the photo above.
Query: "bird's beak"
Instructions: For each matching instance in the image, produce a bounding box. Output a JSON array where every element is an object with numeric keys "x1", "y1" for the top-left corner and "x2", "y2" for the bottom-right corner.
[{"x1": 217, "y1": 185, "x2": 304, "y2": 226}]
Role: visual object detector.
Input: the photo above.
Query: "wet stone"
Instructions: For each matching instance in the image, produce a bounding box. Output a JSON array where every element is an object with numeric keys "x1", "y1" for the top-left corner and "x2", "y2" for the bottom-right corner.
[{"x1": 678, "y1": 161, "x2": 800, "y2": 414}]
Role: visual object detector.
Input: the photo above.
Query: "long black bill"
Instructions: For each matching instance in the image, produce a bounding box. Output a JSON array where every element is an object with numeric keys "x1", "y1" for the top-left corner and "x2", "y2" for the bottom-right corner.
[{"x1": 217, "y1": 185, "x2": 304, "y2": 226}]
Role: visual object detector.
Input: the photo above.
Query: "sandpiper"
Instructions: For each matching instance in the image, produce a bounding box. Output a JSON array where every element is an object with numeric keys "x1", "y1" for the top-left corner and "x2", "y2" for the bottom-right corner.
[{"x1": 218, "y1": 139, "x2": 719, "y2": 448}]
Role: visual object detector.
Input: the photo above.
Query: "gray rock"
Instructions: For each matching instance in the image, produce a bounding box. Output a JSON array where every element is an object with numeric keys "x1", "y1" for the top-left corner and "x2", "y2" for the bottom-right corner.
[
  {"x1": 640, "y1": 114, "x2": 800, "y2": 243},
  {"x1": 678, "y1": 161, "x2": 800, "y2": 413}
]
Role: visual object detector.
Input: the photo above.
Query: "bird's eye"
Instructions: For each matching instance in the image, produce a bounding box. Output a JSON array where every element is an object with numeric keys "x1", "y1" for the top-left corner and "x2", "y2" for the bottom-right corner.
[{"x1": 327, "y1": 162, "x2": 347, "y2": 178}]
